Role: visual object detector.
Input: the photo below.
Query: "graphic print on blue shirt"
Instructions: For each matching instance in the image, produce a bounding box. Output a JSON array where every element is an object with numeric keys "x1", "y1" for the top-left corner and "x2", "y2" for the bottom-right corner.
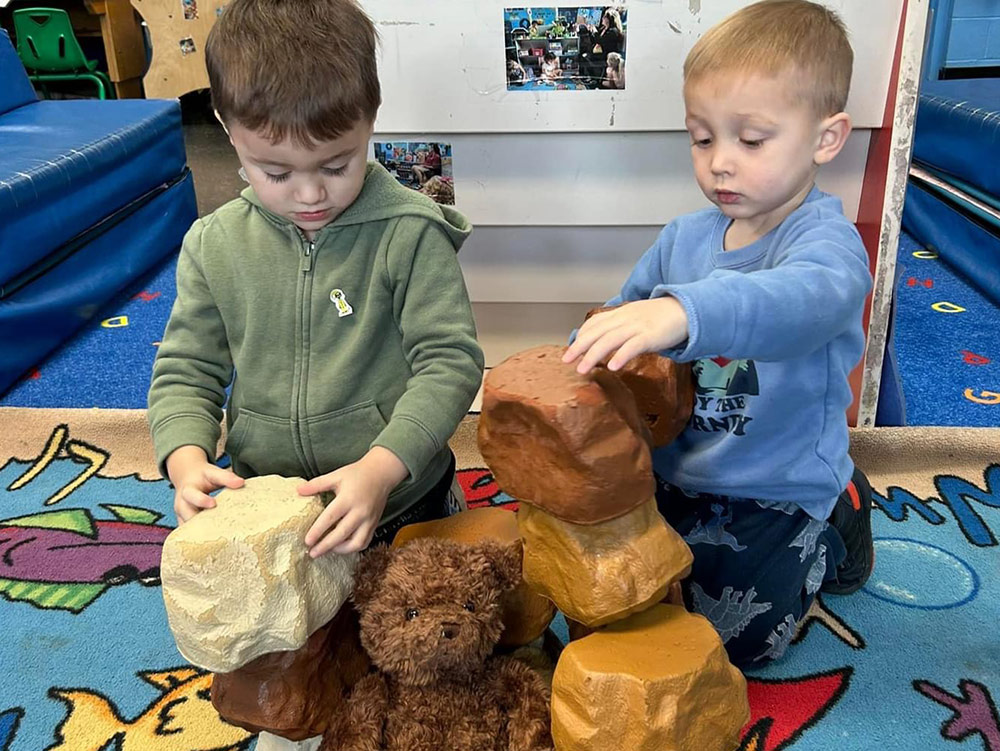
[{"x1": 690, "y1": 357, "x2": 759, "y2": 436}]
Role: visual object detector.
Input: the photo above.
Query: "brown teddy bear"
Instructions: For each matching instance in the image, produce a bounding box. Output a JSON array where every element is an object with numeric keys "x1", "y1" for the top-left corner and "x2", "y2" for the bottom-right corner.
[{"x1": 321, "y1": 537, "x2": 553, "y2": 751}]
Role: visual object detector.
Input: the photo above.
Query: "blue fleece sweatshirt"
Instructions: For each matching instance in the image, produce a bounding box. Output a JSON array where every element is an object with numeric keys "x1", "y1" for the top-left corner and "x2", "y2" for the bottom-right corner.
[{"x1": 609, "y1": 187, "x2": 872, "y2": 520}]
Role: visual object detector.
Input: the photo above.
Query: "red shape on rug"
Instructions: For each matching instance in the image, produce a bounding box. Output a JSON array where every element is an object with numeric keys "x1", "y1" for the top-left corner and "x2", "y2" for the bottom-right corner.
[
  {"x1": 961, "y1": 350, "x2": 991, "y2": 366},
  {"x1": 132, "y1": 290, "x2": 162, "y2": 302},
  {"x1": 906, "y1": 278, "x2": 933, "y2": 288},
  {"x1": 740, "y1": 668, "x2": 852, "y2": 751},
  {"x1": 22, "y1": 368, "x2": 41, "y2": 381}
]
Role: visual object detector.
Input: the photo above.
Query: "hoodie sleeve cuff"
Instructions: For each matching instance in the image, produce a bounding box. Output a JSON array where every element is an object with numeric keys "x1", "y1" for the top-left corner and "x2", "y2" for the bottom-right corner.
[
  {"x1": 370, "y1": 416, "x2": 441, "y2": 483},
  {"x1": 152, "y1": 414, "x2": 223, "y2": 480}
]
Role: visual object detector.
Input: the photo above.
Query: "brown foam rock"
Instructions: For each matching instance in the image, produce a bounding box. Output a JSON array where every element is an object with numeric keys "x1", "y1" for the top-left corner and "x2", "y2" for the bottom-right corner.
[
  {"x1": 518, "y1": 498, "x2": 692, "y2": 627},
  {"x1": 211, "y1": 604, "x2": 370, "y2": 740},
  {"x1": 551, "y1": 604, "x2": 749, "y2": 751},
  {"x1": 161, "y1": 475, "x2": 357, "y2": 673},
  {"x1": 478, "y1": 345, "x2": 654, "y2": 524},
  {"x1": 585, "y1": 306, "x2": 695, "y2": 447},
  {"x1": 391, "y1": 507, "x2": 556, "y2": 647}
]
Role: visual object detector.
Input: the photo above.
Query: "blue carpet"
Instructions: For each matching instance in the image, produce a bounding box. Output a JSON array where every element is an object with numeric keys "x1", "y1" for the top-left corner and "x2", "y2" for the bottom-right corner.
[
  {"x1": 894, "y1": 233, "x2": 1000, "y2": 426},
  {"x1": 1, "y1": 254, "x2": 178, "y2": 409}
]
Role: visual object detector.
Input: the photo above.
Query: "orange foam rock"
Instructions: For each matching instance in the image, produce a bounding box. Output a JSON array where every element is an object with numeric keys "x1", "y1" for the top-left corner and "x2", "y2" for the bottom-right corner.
[
  {"x1": 585, "y1": 307, "x2": 696, "y2": 447},
  {"x1": 211, "y1": 604, "x2": 370, "y2": 740},
  {"x1": 478, "y1": 345, "x2": 654, "y2": 525},
  {"x1": 392, "y1": 507, "x2": 556, "y2": 647},
  {"x1": 518, "y1": 498, "x2": 692, "y2": 628},
  {"x1": 551, "y1": 604, "x2": 749, "y2": 751}
]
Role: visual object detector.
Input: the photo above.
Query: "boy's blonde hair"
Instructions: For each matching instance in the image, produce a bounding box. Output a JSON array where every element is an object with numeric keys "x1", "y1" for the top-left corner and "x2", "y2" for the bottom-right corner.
[
  {"x1": 683, "y1": 0, "x2": 853, "y2": 117},
  {"x1": 206, "y1": 0, "x2": 381, "y2": 146}
]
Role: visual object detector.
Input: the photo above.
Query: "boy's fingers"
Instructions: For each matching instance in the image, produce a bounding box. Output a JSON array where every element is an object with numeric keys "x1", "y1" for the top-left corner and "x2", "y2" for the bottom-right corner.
[
  {"x1": 309, "y1": 513, "x2": 361, "y2": 558},
  {"x1": 304, "y1": 502, "x2": 349, "y2": 547},
  {"x1": 606, "y1": 336, "x2": 646, "y2": 372},
  {"x1": 207, "y1": 467, "x2": 244, "y2": 488},
  {"x1": 332, "y1": 523, "x2": 374, "y2": 555},
  {"x1": 298, "y1": 473, "x2": 339, "y2": 497},
  {"x1": 575, "y1": 329, "x2": 627, "y2": 375},
  {"x1": 181, "y1": 487, "x2": 216, "y2": 510}
]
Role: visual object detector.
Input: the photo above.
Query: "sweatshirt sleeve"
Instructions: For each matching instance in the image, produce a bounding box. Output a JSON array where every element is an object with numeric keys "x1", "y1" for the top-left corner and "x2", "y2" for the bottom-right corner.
[
  {"x1": 372, "y1": 220, "x2": 485, "y2": 480},
  {"x1": 147, "y1": 220, "x2": 234, "y2": 478},
  {"x1": 654, "y1": 222, "x2": 872, "y2": 362}
]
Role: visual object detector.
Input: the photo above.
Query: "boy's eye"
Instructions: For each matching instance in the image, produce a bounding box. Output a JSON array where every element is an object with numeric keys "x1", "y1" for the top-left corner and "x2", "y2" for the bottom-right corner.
[
  {"x1": 741, "y1": 138, "x2": 765, "y2": 148},
  {"x1": 264, "y1": 172, "x2": 291, "y2": 183},
  {"x1": 321, "y1": 165, "x2": 348, "y2": 177},
  {"x1": 693, "y1": 138, "x2": 712, "y2": 148}
]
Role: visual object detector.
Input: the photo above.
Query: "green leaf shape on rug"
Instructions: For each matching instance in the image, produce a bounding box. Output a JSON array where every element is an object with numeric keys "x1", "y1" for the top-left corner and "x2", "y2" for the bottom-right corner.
[
  {"x1": 0, "y1": 509, "x2": 96, "y2": 538},
  {"x1": 100, "y1": 504, "x2": 163, "y2": 526},
  {"x1": 0, "y1": 579, "x2": 106, "y2": 612}
]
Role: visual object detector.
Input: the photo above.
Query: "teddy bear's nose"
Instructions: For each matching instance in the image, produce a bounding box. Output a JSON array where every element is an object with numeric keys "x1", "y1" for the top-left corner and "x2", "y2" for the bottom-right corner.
[{"x1": 440, "y1": 622, "x2": 460, "y2": 639}]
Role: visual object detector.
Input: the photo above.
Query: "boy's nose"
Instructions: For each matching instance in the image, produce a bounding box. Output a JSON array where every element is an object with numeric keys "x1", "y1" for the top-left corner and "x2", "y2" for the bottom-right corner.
[
  {"x1": 710, "y1": 146, "x2": 735, "y2": 176},
  {"x1": 295, "y1": 180, "x2": 327, "y2": 206}
]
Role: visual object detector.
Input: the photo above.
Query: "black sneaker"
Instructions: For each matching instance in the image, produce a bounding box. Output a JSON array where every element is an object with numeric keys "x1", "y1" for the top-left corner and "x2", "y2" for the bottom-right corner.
[{"x1": 822, "y1": 467, "x2": 875, "y2": 595}]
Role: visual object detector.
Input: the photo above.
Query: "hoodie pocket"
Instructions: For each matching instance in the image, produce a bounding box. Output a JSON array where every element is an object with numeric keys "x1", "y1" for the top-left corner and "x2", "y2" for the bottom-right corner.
[
  {"x1": 225, "y1": 408, "x2": 302, "y2": 478},
  {"x1": 302, "y1": 400, "x2": 388, "y2": 476}
]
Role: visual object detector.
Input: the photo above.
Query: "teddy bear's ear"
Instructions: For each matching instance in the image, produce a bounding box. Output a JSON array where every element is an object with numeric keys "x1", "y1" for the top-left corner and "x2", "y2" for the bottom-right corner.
[
  {"x1": 352, "y1": 544, "x2": 396, "y2": 608},
  {"x1": 478, "y1": 539, "x2": 523, "y2": 593}
]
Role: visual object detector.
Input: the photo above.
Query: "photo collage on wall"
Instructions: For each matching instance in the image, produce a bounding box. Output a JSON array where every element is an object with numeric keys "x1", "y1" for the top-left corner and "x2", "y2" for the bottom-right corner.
[
  {"x1": 504, "y1": 5, "x2": 627, "y2": 91},
  {"x1": 374, "y1": 142, "x2": 455, "y2": 205}
]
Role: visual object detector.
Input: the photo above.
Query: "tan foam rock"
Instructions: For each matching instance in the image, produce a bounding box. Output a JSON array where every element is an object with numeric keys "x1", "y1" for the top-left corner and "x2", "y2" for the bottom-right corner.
[
  {"x1": 551, "y1": 604, "x2": 749, "y2": 751},
  {"x1": 478, "y1": 345, "x2": 654, "y2": 524},
  {"x1": 161, "y1": 475, "x2": 357, "y2": 673},
  {"x1": 392, "y1": 508, "x2": 556, "y2": 647},
  {"x1": 585, "y1": 306, "x2": 695, "y2": 447},
  {"x1": 518, "y1": 498, "x2": 692, "y2": 627}
]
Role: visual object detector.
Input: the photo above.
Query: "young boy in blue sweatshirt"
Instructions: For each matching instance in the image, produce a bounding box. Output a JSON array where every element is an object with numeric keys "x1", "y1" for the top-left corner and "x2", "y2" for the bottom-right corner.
[{"x1": 564, "y1": 0, "x2": 875, "y2": 667}]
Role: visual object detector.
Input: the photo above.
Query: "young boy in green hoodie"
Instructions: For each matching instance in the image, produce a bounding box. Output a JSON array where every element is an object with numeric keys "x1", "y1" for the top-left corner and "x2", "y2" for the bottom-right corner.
[{"x1": 147, "y1": 0, "x2": 484, "y2": 562}]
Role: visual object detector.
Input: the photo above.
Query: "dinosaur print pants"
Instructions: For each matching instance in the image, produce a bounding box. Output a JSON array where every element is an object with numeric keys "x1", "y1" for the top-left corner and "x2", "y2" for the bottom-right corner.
[{"x1": 655, "y1": 476, "x2": 850, "y2": 669}]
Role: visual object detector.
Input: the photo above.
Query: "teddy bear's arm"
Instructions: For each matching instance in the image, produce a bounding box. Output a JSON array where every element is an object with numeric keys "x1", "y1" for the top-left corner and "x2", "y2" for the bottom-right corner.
[
  {"x1": 491, "y1": 657, "x2": 554, "y2": 751},
  {"x1": 320, "y1": 672, "x2": 390, "y2": 751}
]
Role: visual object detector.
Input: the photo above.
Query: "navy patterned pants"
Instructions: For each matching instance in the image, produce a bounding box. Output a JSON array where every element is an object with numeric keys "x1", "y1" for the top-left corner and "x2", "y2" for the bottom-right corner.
[{"x1": 655, "y1": 475, "x2": 848, "y2": 669}]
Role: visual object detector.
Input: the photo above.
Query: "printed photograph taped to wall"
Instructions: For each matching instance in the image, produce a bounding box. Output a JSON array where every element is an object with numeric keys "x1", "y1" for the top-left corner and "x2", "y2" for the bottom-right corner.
[
  {"x1": 374, "y1": 142, "x2": 455, "y2": 206},
  {"x1": 504, "y1": 5, "x2": 627, "y2": 91}
]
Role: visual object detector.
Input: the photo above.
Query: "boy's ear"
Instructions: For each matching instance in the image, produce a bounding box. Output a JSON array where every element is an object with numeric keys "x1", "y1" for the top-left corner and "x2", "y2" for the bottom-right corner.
[{"x1": 814, "y1": 111, "x2": 852, "y2": 166}]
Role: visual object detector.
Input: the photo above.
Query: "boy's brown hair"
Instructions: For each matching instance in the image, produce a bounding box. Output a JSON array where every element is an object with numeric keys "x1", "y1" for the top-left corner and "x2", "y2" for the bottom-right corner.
[
  {"x1": 683, "y1": 0, "x2": 853, "y2": 117},
  {"x1": 206, "y1": 0, "x2": 380, "y2": 146}
]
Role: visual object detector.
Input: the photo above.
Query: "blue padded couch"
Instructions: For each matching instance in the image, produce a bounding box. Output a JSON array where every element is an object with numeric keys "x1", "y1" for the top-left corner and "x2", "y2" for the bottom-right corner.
[
  {"x1": 0, "y1": 28, "x2": 196, "y2": 394},
  {"x1": 903, "y1": 78, "x2": 1000, "y2": 305}
]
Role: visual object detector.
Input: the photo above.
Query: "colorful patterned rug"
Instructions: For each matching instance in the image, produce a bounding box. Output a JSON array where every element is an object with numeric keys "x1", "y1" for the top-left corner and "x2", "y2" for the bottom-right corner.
[{"x1": 2, "y1": 409, "x2": 998, "y2": 751}]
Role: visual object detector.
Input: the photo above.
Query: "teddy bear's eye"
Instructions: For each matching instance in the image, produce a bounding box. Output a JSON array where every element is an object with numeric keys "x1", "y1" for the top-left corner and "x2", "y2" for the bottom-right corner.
[
  {"x1": 463, "y1": 601, "x2": 475, "y2": 613},
  {"x1": 405, "y1": 608, "x2": 419, "y2": 621}
]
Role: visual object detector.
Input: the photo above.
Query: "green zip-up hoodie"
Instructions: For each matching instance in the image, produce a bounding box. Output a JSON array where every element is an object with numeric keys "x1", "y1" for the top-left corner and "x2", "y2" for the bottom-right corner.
[{"x1": 148, "y1": 162, "x2": 484, "y2": 523}]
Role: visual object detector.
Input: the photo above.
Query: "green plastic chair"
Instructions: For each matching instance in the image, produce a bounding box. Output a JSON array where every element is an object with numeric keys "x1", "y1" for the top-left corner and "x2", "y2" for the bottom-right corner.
[{"x1": 13, "y1": 8, "x2": 115, "y2": 100}]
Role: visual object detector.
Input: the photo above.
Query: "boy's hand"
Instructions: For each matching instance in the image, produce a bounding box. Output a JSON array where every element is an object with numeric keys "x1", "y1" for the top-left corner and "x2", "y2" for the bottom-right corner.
[
  {"x1": 562, "y1": 297, "x2": 689, "y2": 374},
  {"x1": 299, "y1": 447, "x2": 408, "y2": 557},
  {"x1": 166, "y1": 445, "x2": 244, "y2": 524}
]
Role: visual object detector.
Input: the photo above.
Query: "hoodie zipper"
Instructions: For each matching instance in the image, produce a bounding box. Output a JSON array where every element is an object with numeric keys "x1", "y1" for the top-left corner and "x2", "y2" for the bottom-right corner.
[{"x1": 292, "y1": 231, "x2": 317, "y2": 475}]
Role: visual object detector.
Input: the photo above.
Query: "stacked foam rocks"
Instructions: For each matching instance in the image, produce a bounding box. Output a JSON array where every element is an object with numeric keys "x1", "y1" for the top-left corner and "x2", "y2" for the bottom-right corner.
[
  {"x1": 478, "y1": 345, "x2": 749, "y2": 751},
  {"x1": 160, "y1": 475, "x2": 369, "y2": 741}
]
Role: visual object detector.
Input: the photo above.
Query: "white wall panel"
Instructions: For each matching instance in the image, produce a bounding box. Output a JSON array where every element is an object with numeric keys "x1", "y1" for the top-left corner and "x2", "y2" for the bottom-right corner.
[
  {"x1": 373, "y1": 129, "x2": 871, "y2": 226},
  {"x1": 366, "y1": 0, "x2": 902, "y2": 132}
]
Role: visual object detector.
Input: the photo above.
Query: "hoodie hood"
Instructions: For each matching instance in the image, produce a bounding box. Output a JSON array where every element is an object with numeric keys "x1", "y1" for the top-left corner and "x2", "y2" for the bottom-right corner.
[{"x1": 240, "y1": 161, "x2": 471, "y2": 251}]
